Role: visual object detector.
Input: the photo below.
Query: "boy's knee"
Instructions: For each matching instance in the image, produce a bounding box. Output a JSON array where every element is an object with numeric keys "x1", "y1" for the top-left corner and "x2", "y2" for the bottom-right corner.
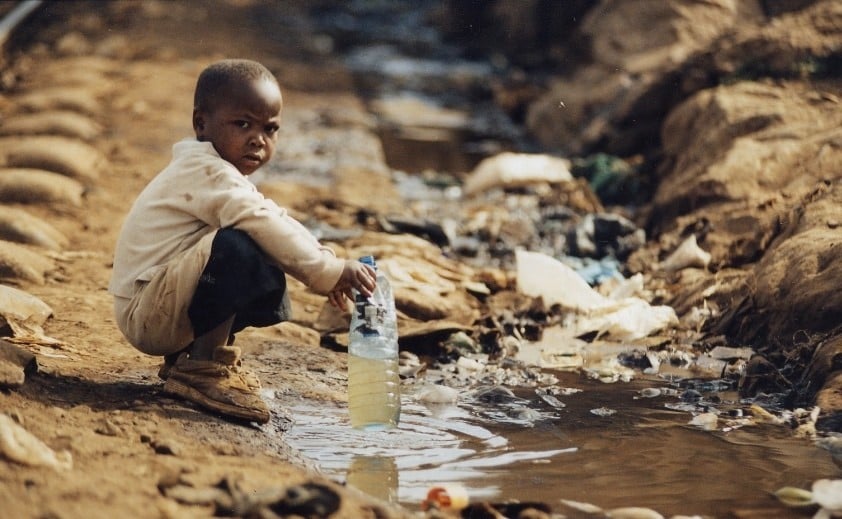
[{"x1": 214, "y1": 228, "x2": 262, "y2": 259}]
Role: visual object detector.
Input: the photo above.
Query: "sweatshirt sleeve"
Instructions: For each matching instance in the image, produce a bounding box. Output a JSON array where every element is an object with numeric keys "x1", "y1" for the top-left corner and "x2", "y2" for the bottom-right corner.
[{"x1": 190, "y1": 166, "x2": 345, "y2": 294}]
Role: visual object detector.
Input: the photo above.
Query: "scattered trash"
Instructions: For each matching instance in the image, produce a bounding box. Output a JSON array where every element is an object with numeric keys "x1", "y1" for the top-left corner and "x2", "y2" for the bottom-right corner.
[
  {"x1": 423, "y1": 483, "x2": 469, "y2": 511},
  {"x1": 568, "y1": 213, "x2": 645, "y2": 261},
  {"x1": 456, "y1": 355, "x2": 485, "y2": 373},
  {"x1": 569, "y1": 255, "x2": 625, "y2": 285},
  {"x1": 590, "y1": 407, "x2": 617, "y2": 417},
  {"x1": 415, "y1": 384, "x2": 460, "y2": 404},
  {"x1": 516, "y1": 326, "x2": 586, "y2": 369},
  {"x1": 775, "y1": 478, "x2": 842, "y2": 518},
  {"x1": 571, "y1": 153, "x2": 642, "y2": 206},
  {"x1": 659, "y1": 235, "x2": 711, "y2": 272},
  {"x1": 462, "y1": 152, "x2": 572, "y2": 196},
  {"x1": 516, "y1": 250, "x2": 678, "y2": 341},
  {"x1": 689, "y1": 412, "x2": 719, "y2": 431},
  {"x1": 638, "y1": 388, "x2": 661, "y2": 398}
]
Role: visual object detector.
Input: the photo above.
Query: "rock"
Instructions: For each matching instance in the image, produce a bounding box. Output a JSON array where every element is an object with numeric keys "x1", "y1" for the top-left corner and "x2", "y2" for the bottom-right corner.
[
  {"x1": 11, "y1": 87, "x2": 102, "y2": 116},
  {"x1": 0, "y1": 168, "x2": 86, "y2": 206},
  {"x1": 816, "y1": 374, "x2": 842, "y2": 415},
  {"x1": 525, "y1": 0, "x2": 764, "y2": 155},
  {"x1": 0, "y1": 240, "x2": 55, "y2": 285},
  {"x1": 93, "y1": 418, "x2": 124, "y2": 437},
  {"x1": 0, "y1": 285, "x2": 56, "y2": 344},
  {"x1": 251, "y1": 321, "x2": 322, "y2": 348},
  {"x1": 652, "y1": 81, "x2": 842, "y2": 243},
  {"x1": 0, "y1": 206, "x2": 68, "y2": 251},
  {"x1": 14, "y1": 56, "x2": 120, "y2": 92},
  {"x1": 268, "y1": 482, "x2": 341, "y2": 518},
  {"x1": 0, "y1": 110, "x2": 103, "y2": 141},
  {"x1": 723, "y1": 184, "x2": 842, "y2": 344},
  {"x1": 796, "y1": 335, "x2": 842, "y2": 414},
  {"x1": 54, "y1": 31, "x2": 93, "y2": 56},
  {"x1": 0, "y1": 135, "x2": 106, "y2": 184},
  {"x1": 0, "y1": 339, "x2": 37, "y2": 388},
  {"x1": 0, "y1": 413, "x2": 72, "y2": 471}
]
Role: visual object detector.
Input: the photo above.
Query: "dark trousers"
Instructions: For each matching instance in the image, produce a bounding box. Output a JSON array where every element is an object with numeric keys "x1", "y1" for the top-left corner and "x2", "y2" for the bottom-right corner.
[{"x1": 188, "y1": 228, "x2": 290, "y2": 338}]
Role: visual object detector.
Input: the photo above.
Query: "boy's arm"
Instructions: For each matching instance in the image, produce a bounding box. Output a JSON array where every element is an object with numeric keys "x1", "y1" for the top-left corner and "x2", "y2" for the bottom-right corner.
[{"x1": 194, "y1": 171, "x2": 345, "y2": 294}]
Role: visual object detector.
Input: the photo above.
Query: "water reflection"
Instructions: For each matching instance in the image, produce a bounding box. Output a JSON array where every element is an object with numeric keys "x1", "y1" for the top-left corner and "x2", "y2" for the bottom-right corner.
[
  {"x1": 347, "y1": 455, "x2": 398, "y2": 504},
  {"x1": 280, "y1": 373, "x2": 840, "y2": 517},
  {"x1": 282, "y1": 399, "x2": 574, "y2": 504}
]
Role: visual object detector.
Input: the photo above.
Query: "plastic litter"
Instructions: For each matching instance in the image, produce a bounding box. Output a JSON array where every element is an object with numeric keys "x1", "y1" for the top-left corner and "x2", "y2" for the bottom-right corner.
[
  {"x1": 659, "y1": 234, "x2": 711, "y2": 272},
  {"x1": 516, "y1": 250, "x2": 678, "y2": 340},
  {"x1": 462, "y1": 152, "x2": 572, "y2": 196},
  {"x1": 422, "y1": 483, "x2": 469, "y2": 511},
  {"x1": 415, "y1": 384, "x2": 459, "y2": 404}
]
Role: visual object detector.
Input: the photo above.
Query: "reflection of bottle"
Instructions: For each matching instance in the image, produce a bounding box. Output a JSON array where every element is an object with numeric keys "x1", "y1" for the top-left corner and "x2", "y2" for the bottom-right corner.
[
  {"x1": 348, "y1": 255, "x2": 401, "y2": 430},
  {"x1": 346, "y1": 455, "x2": 398, "y2": 504}
]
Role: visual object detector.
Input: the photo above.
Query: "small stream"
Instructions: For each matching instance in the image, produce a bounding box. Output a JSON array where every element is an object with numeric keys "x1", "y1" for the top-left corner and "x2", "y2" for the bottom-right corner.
[
  {"x1": 282, "y1": 369, "x2": 839, "y2": 517},
  {"x1": 268, "y1": 3, "x2": 841, "y2": 517}
]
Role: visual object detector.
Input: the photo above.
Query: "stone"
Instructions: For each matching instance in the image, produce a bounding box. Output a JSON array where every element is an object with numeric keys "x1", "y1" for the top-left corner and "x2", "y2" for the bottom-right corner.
[
  {"x1": 0, "y1": 206, "x2": 68, "y2": 251},
  {"x1": 0, "y1": 340, "x2": 37, "y2": 388},
  {"x1": 0, "y1": 110, "x2": 103, "y2": 141},
  {"x1": 0, "y1": 168, "x2": 85, "y2": 206},
  {"x1": 0, "y1": 136, "x2": 106, "y2": 184}
]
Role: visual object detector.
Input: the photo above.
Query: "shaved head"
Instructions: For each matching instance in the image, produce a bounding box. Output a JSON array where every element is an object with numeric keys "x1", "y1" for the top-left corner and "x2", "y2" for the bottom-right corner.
[{"x1": 194, "y1": 59, "x2": 279, "y2": 113}]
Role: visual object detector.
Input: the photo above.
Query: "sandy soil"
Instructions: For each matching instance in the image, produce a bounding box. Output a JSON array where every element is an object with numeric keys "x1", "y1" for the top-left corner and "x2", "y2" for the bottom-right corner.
[{"x1": 0, "y1": 1, "x2": 419, "y2": 518}]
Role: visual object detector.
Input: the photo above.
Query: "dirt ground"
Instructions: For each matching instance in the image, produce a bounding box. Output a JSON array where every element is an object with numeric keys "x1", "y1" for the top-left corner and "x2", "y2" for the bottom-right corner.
[{"x1": 0, "y1": 1, "x2": 419, "y2": 518}]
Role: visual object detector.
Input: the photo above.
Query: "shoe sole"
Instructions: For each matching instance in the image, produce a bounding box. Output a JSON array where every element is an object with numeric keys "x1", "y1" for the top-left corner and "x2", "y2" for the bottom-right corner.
[{"x1": 163, "y1": 378, "x2": 270, "y2": 424}]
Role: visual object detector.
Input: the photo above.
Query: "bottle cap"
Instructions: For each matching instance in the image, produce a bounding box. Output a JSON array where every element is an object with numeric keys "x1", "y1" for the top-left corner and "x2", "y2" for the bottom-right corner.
[{"x1": 359, "y1": 255, "x2": 376, "y2": 267}]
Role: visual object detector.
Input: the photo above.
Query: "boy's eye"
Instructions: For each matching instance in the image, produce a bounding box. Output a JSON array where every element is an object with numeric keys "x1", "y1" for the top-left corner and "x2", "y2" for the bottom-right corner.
[
  {"x1": 236, "y1": 121, "x2": 250, "y2": 129},
  {"x1": 266, "y1": 125, "x2": 279, "y2": 135}
]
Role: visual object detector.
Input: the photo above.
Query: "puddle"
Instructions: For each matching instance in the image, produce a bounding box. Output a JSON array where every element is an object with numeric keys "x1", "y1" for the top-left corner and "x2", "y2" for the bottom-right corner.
[
  {"x1": 282, "y1": 370, "x2": 840, "y2": 517},
  {"x1": 282, "y1": 396, "x2": 574, "y2": 506}
]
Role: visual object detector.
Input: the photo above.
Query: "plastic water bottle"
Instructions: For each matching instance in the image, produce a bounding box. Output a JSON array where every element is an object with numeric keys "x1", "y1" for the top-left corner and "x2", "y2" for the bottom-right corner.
[{"x1": 348, "y1": 255, "x2": 401, "y2": 430}]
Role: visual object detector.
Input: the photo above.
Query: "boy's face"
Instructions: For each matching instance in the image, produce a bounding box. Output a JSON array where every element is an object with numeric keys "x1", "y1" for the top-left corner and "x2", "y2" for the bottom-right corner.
[{"x1": 193, "y1": 78, "x2": 283, "y2": 176}]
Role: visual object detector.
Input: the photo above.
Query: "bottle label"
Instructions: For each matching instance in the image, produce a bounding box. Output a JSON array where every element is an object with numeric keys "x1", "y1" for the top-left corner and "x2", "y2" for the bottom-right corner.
[{"x1": 354, "y1": 296, "x2": 388, "y2": 337}]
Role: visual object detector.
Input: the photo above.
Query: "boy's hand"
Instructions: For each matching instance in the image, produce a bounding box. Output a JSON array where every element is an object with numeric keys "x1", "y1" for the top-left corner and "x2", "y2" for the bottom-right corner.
[{"x1": 328, "y1": 259, "x2": 377, "y2": 311}]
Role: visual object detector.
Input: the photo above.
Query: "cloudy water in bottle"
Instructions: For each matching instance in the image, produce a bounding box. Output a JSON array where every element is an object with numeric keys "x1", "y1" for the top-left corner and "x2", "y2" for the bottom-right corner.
[{"x1": 348, "y1": 256, "x2": 400, "y2": 430}]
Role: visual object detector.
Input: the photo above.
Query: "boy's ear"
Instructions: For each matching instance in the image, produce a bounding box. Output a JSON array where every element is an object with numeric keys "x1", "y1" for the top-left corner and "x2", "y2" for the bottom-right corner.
[{"x1": 192, "y1": 109, "x2": 205, "y2": 136}]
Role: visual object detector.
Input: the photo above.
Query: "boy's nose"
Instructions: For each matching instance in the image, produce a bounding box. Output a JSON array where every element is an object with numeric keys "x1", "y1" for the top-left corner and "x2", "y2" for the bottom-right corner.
[{"x1": 249, "y1": 133, "x2": 266, "y2": 147}]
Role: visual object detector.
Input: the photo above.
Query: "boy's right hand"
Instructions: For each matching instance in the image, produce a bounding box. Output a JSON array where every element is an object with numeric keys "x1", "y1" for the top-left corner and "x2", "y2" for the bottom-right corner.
[{"x1": 327, "y1": 259, "x2": 377, "y2": 311}]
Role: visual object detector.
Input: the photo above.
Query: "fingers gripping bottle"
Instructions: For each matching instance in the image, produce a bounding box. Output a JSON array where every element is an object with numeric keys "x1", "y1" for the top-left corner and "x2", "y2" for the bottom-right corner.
[{"x1": 348, "y1": 255, "x2": 401, "y2": 430}]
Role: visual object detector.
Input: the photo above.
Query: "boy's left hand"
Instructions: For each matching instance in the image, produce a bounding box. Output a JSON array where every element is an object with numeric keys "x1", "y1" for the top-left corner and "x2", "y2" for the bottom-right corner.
[{"x1": 328, "y1": 259, "x2": 376, "y2": 311}]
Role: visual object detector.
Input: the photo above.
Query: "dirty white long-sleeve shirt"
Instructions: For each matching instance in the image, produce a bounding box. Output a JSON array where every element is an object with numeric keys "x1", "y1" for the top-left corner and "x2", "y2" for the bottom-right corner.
[{"x1": 109, "y1": 139, "x2": 344, "y2": 299}]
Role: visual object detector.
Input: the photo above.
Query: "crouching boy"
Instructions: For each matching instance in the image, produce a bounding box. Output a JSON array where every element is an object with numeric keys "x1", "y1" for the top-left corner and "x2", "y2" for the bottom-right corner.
[{"x1": 109, "y1": 59, "x2": 375, "y2": 423}]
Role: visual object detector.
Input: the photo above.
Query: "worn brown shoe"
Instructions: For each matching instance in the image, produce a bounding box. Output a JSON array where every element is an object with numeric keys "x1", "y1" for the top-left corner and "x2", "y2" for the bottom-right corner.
[
  {"x1": 212, "y1": 345, "x2": 262, "y2": 390},
  {"x1": 159, "y1": 345, "x2": 261, "y2": 390},
  {"x1": 162, "y1": 353, "x2": 270, "y2": 424}
]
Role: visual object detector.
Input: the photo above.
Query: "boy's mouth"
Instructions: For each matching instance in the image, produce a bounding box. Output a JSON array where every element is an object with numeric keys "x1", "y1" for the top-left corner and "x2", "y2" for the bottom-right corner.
[{"x1": 243, "y1": 154, "x2": 263, "y2": 166}]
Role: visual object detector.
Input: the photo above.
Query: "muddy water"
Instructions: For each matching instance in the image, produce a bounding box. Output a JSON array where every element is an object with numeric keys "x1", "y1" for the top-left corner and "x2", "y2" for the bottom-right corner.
[{"x1": 282, "y1": 370, "x2": 839, "y2": 517}]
